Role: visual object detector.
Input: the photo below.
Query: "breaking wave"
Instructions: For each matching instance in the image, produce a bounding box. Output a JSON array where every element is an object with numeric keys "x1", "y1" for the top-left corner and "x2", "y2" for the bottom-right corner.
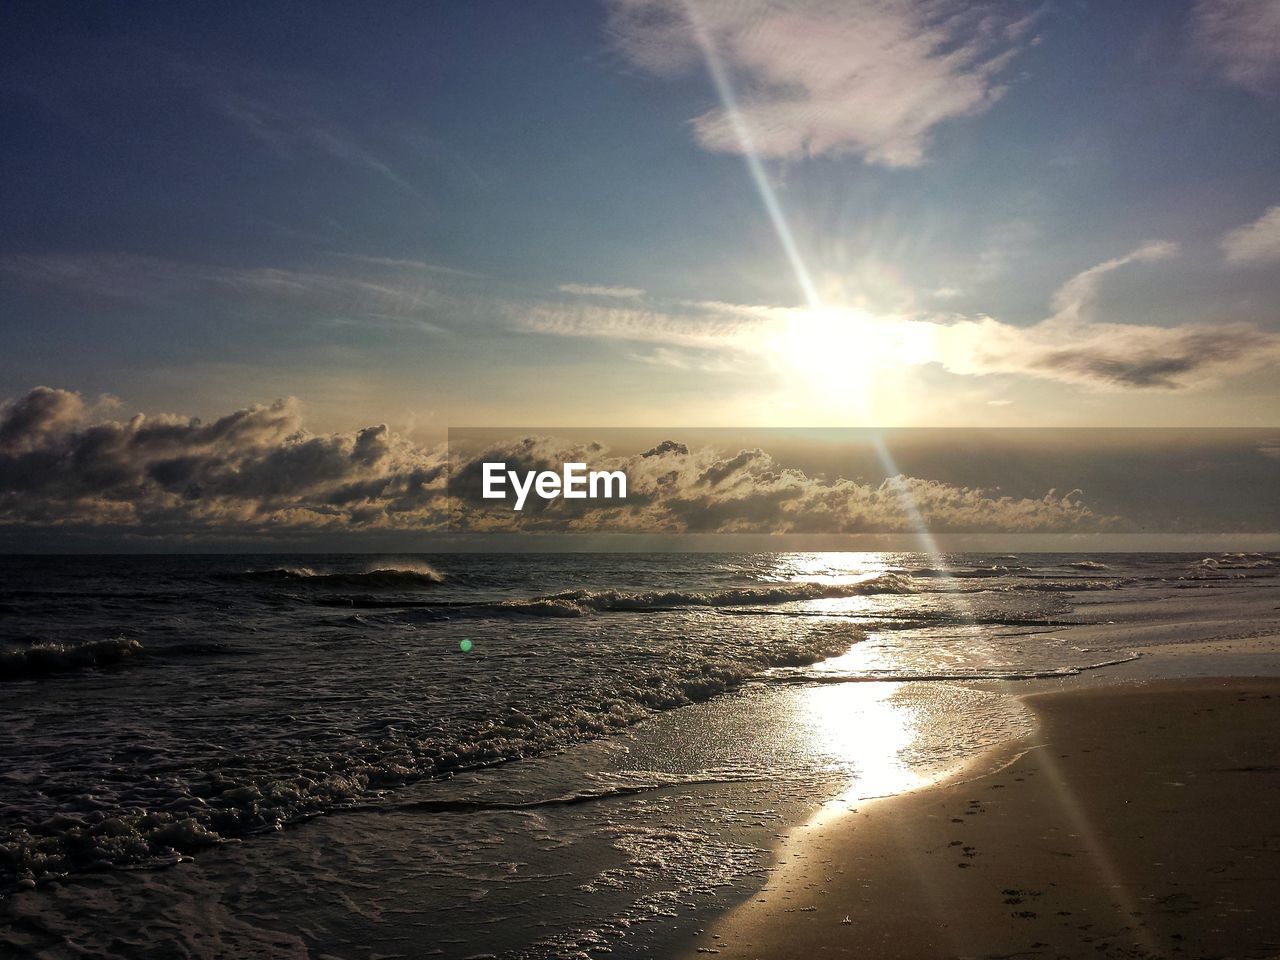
[
  {"x1": 771, "y1": 654, "x2": 1142, "y2": 684},
  {"x1": 497, "y1": 573, "x2": 917, "y2": 617},
  {"x1": 1006, "y1": 579, "x2": 1124, "y2": 592},
  {"x1": 0, "y1": 637, "x2": 143, "y2": 681},
  {"x1": 225, "y1": 565, "x2": 445, "y2": 588},
  {"x1": 0, "y1": 619, "x2": 860, "y2": 891},
  {"x1": 906, "y1": 565, "x2": 1030, "y2": 578},
  {"x1": 1196, "y1": 554, "x2": 1276, "y2": 571}
]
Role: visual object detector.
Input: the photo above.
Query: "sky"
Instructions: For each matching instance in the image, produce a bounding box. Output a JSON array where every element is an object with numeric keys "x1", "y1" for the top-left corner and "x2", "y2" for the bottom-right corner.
[{"x1": 1, "y1": 1, "x2": 1279, "y2": 546}]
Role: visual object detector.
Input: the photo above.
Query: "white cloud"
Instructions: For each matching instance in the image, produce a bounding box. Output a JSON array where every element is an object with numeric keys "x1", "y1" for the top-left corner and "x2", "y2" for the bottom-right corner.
[
  {"x1": 515, "y1": 242, "x2": 1280, "y2": 391},
  {"x1": 0, "y1": 252, "x2": 467, "y2": 327},
  {"x1": 1221, "y1": 204, "x2": 1280, "y2": 264},
  {"x1": 933, "y1": 314, "x2": 1277, "y2": 390},
  {"x1": 11, "y1": 243, "x2": 1274, "y2": 401},
  {"x1": 1193, "y1": 0, "x2": 1280, "y2": 92},
  {"x1": 608, "y1": 0, "x2": 1038, "y2": 166},
  {"x1": 900, "y1": 241, "x2": 1278, "y2": 390},
  {"x1": 512, "y1": 299, "x2": 774, "y2": 349},
  {"x1": 1046, "y1": 240, "x2": 1179, "y2": 325},
  {"x1": 209, "y1": 83, "x2": 424, "y2": 199},
  {"x1": 558, "y1": 283, "x2": 646, "y2": 298}
]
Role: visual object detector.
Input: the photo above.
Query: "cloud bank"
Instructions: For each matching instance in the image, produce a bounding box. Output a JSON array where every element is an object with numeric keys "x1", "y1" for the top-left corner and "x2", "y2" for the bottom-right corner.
[
  {"x1": 609, "y1": 0, "x2": 1037, "y2": 165},
  {"x1": 0, "y1": 388, "x2": 1118, "y2": 539},
  {"x1": 0, "y1": 387, "x2": 450, "y2": 539},
  {"x1": 449, "y1": 434, "x2": 1113, "y2": 535}
]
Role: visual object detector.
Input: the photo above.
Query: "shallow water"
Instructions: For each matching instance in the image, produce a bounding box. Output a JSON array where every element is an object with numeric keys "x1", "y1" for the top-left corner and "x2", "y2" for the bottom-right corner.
[{"x1": 2, "y1": 551, "x2": 1278, "y2": 957}]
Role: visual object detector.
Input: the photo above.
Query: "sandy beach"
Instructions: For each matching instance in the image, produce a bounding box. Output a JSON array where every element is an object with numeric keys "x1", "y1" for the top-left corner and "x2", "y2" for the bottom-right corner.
[
  {"x1": 691, "y1": 678, "x2": 1280, "y2": 960},
  {"x1": 5, "y1": 557, "x2": 1280, "y2": 959}
]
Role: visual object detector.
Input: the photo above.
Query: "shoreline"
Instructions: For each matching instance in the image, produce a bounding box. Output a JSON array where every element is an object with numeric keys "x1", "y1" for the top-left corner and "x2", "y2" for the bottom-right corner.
[{"x1": 687, "y1": 676, "x2": 1280, "y2": 959}]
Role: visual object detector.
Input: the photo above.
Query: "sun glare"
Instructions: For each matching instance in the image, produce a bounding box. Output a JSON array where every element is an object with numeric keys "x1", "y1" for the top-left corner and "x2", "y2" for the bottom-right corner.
[{"x1": 771, "y1": 307, "x2": 932, "y2": 413}]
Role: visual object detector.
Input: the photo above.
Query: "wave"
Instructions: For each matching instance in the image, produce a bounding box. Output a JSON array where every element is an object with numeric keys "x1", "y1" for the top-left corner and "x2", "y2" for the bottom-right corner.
[
  {"x1": 0, "y1": 618, "x2": 861, "y2": 891},
  {"x1": 1066, "y1": 560, "x2": 1109, "y2": 570},
  {"x1": 370, "y1": 773, "x2": 761, "y2": 816},
  {"x1": 495, "y1": 573, "x2": 918, "y2": 617},
  {"x1": 905, "y1": 565, "x2": 1030, "y2": 579},
  {"x1": 306, "y1": 573, "x2": 919, "y2": 618},
  {"x1": 1196, "y1": 554, "x2": 1277, "y2": 571},
  {"x1": 769, "y1": 654, "x2": 1141, "y2": 684},
  {"x1": 224, "y1": 564, "x2": 444, "y2": 589},
  {"x1": 0, "y1": 637, "x2": 143, "y2": 681},
  {"x1": 1006, "y1": 579, "x2": 1123, "y2": 592}
]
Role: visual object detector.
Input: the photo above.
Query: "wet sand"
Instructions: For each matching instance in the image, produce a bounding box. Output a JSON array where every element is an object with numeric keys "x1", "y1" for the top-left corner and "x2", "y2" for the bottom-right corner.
[{"x1": 689, "y1": 678, "x2": 1280, "y2": 959}]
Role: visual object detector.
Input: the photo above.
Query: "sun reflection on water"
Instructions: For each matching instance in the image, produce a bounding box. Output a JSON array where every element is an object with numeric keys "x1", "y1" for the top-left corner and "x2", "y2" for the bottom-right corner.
[
  {"x1": 797, "y1": 682, "x2": 922, "y2": 802},
  {"x1": 767, "y1": 551, "x2": 893, "y2": 585}
]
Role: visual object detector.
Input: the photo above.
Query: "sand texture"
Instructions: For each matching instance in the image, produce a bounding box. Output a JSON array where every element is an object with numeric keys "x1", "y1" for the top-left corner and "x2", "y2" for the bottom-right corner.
[{"x1": 691, "y1": 678, "x2": 1280, "y2": 960}]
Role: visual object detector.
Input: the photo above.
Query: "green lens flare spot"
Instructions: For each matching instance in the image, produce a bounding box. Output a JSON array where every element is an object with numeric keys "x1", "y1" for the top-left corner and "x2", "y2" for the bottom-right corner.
[{"x1": 459, "y1": 638, "x2": 473, "y2": 653}]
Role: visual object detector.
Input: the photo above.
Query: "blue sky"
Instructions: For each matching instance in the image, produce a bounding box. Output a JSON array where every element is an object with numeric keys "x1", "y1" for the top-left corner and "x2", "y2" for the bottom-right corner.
[{"x1": 2, "y1": 0, "x2": 1279, "y2": 435}]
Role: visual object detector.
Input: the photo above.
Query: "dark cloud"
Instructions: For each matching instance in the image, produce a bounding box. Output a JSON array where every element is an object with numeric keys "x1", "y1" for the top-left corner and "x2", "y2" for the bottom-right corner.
[
  {"x1": 0, "y1": 388, "x2": 448, "y2": 539},
  {"x1": 698, "y1": 449, "x2": 765, "y2": 486},
  {"x1": 1030, "y1": 329, "x2": 1273, "y2": 389},
  {"x1": 0, "y1": 387, "x2": 84, "y2": 454},
  {"x1": 641, "y1": 440, "x2": 688, "y2": 458}
]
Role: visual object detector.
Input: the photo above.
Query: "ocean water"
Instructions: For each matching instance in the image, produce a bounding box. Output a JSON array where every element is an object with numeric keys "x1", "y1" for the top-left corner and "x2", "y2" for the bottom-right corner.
[{"x1": 2, "y1": 551, "x2": 1279, "y2": 958}]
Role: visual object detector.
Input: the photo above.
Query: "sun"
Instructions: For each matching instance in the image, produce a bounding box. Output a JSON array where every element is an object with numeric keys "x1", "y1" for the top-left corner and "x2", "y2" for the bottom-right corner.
[{"x1": 768, "y1": 306, "x2": 933, "y2": 414}]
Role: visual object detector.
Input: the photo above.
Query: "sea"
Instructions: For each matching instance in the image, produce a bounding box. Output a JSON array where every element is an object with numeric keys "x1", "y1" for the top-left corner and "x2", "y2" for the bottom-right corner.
[{"x1": 2, "y1": 551, "x2": 1279, "y2": 958}]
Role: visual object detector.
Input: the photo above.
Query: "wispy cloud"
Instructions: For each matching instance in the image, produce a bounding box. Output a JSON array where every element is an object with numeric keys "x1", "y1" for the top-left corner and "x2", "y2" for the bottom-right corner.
[
  {"x1": 516, "y1": 241, "x2": 1280, "y2": 391},
  {"x1": 333, "y1": 254, "x2": 488, "y2": 279},
  {"x1": 947, "y1": 322, "x2": 1276, "y2": 389},
  {"x1": 608, "y1": 0, "x2": 1039, "y2": 166},
  {"x1": 512, "y1": 298, "x2": 773, "y2": 349},
  {"x1": 1192, "y1": 0, "x2": 1280, "y2": 93},
  {"x1": 188, "y1": 59, "x2": 426, "y2": 199},
  {"x1": 1046, "y1": 240, "x2": 1179, "y2": 325},
  {"x1": 557, "y1": 283, "x2": 646, "y2": 298},
  {"x1": 1221, "y1": 204, "x2": 1280, "y2": 264},
  {"x1": 10, "y1": 241, "x2": 1275, "y2": 397},
  {"x1": 0, "y1": 252, "x2": 466, "y2": 328}
]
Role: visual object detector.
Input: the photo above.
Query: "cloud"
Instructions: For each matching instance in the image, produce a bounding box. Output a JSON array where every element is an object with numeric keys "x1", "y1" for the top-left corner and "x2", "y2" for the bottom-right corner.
[
  {"x1": 515, "y1": 241, "x2": 1280, "y2": 390},
  {"x1": 1193, "y1": 0, "x2": 1280, "y2": 93},
  {"x1": 558, "y1": 283, "x2": 646, "y2": 298},
  {"x1": 333, "y1": 254, "x2": 487, "y2": 280},
  {"x1": 0, "y1": 390, "x2": 1121, "y2": 537},
  {"x1": 450, "y1": 434, "x2": 1116, "y2": 534},
  {"x1": 203, "y1": 76, "x2": 425, "y2": 198},
  {"x1": 511, "y1": 297, "x2": 776, "y2": 350},
  {"x1": 1046, "y1": 241, "x2": 1179, "y2": 325},
  {"x1": 1221, "y1": 204, "x2": 1280, "y2": 264},
  {"x1": 1015, "y1": 326, "x2": 1274, "y2": 389},
  {"x1": 0, "y1": 252, "x2": 468, "y2": 332},
  {"x1": 0, "y1": 388, "x2": 449, "y2": 538},
  {"x1": 928, "y1": 242, "x2": 1279, "y2": 389},
  {"x1": 12, "y1": 240, "x2": 1275, "y2": 402},
  {"x1": 608, "y1": 0, "x2": 1038, "y2": 165}
]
